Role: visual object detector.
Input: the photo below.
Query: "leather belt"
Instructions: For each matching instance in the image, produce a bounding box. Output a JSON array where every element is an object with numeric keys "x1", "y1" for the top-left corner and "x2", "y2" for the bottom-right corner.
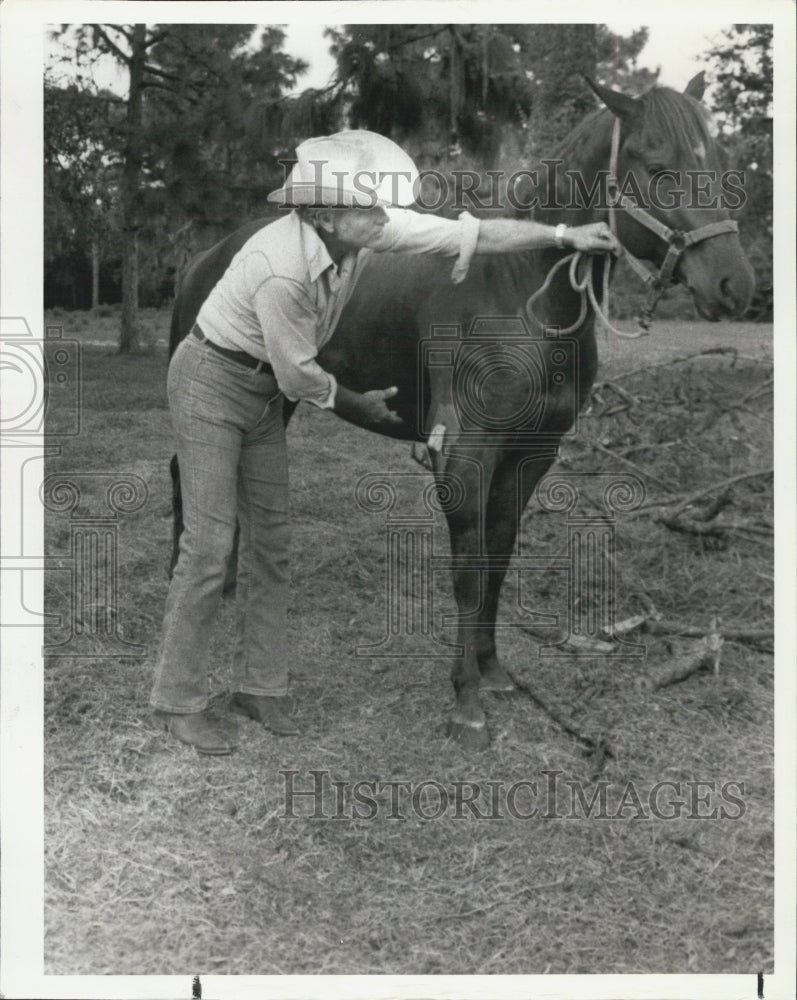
[{"x1": 192, "y1": 324, "x2": 273, "y2": 374}]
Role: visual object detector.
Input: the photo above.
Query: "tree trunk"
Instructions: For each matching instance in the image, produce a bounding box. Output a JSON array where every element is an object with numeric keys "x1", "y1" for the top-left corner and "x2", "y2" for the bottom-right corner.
[
  {"x1": 91, "y1": 238, "x2": 100, "y2": 310},
  {"x1": 119, "y1": 24, "x2": 146, "y2": 353},
  {"x1": 120, "y1": 231, "x2": 139, "y2": 344}
]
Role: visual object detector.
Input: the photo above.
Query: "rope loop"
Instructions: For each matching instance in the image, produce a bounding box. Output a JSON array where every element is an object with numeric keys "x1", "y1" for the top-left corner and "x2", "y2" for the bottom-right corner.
[{"x1": 525, "y1": 251, "x2": 648, "y2": 340}]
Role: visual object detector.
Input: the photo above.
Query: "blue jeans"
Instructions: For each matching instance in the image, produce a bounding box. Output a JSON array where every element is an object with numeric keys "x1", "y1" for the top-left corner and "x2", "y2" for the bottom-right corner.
[{"x1": 151, "y1": 334, "x2": 291, "y2": 713}]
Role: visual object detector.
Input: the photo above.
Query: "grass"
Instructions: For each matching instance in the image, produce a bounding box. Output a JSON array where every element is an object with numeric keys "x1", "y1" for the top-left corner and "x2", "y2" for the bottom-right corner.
[{"x1": 42, "y1": 308, "x2": 773, "y2": 976}]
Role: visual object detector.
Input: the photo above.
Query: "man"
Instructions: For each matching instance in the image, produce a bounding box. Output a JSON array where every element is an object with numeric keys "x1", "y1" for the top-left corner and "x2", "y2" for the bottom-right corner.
[{"x1": 152, "y1": 130, "x2": 618, "y2": 754}]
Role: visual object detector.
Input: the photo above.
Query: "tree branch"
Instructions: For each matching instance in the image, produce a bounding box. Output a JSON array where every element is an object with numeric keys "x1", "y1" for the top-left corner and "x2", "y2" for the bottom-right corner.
[
  {"x1": 144, "y1": 28, "x2": 171, "y2": 50},
  {"x1": 140, "y1": 79, "x2": 189, "y2": 100},
  {"x1": 143, "y1": 63, "x2": 184, "y2": 84},
  {"x1": 93, "y1": 25, "x2": 131, "y2": 66}
]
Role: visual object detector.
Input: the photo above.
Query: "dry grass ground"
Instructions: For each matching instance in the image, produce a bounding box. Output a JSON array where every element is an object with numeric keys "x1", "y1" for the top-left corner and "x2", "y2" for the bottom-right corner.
[{"x1": 42, "y1": 307, "x2": 773, "y2": 976}]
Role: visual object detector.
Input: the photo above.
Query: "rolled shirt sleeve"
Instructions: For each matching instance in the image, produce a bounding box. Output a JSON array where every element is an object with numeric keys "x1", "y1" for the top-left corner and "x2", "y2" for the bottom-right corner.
[
  {"x1": 251, "y1": 275, "x2": 337, "y2": 409},
  {"x1": 370, "y1": 209, "x2": 481, "y2": 284}
]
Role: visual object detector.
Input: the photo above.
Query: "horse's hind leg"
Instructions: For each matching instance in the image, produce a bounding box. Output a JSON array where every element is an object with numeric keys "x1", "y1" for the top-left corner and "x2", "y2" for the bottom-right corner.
[
  {"x1": 476, "y1": 450, "x2": 559, "y2": 692},
  {"x1": 169, "y1": 454, "x2": 183, "y2": 579}
]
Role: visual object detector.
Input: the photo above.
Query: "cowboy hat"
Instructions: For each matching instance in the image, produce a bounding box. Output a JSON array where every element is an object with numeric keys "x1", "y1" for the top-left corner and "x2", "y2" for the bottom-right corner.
[{"x1": 267, "y1": 130, "x2": 419, "y2": 208}]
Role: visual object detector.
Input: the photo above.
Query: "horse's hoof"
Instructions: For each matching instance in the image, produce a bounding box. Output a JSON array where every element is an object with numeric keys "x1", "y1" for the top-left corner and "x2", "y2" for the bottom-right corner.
[
  {"x1": 446, "y1": 718, "x2": 491, "y2": 751},
  {"x1": 479, "y1": 665, "x2": 517, "y2": 695}
]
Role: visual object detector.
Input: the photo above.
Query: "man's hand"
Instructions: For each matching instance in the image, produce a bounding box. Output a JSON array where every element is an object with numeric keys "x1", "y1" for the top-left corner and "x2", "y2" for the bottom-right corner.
[
  {"x1": 566, "y1": 222, "x2": 620, "y2": 254},
  {"x1": 358, "y1": 386, "x2": 402, "y2": 424},
  {"x1": 334, "y1": 384, "x2": 403, "y2": 429}
]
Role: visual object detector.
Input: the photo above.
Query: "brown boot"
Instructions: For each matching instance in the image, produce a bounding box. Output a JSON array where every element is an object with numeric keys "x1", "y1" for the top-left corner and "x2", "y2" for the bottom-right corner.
[
  {"x1": 230, "y1": 692, "x2": 300, "y2": 735},
  {"x1": 153, "y1": 709, "x2": 238, "y2": 755}
]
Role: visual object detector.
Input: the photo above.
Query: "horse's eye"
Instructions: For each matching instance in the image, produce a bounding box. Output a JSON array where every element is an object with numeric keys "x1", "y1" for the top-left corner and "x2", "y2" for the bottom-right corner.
[{"x1": 647, "y1": 163, "x2": 666, "y2": 175}]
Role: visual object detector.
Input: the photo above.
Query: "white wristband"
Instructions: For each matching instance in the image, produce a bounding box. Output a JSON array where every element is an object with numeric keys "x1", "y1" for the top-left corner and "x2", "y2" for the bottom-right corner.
[{"x1": 554, "y1": 223, "x2": 568, "y2": 249}]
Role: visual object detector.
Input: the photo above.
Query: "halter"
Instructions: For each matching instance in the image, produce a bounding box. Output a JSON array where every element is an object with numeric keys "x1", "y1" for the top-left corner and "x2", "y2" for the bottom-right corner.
[
  {"x1": 606, "y1": 117, "x2": 739, "y2": 331},
  {"x1": 526, "y1": 116, "x2": 740, "y2": 339}
]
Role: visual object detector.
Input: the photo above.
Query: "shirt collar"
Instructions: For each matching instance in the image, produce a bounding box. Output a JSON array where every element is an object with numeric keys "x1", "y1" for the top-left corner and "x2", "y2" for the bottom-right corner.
[
  {"x1": 294, "y1": 211, "x2": 364, "y2": 290},
  {"x1": 294, "y1": 211, "x2": 337, "y2": 284}
]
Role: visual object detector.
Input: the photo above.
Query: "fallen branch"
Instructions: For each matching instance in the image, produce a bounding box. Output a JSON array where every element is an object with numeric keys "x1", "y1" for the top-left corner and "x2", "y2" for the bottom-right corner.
[
  {"x1": 655, "y1": 512, "x2": 773, "y2": 539},
  {"x1": 668, "y1": 468, "x2": 774, "y2": 518},
  {"x1": 695, "y1": 375, "x2": 774, "y2": 434},
  {"x1": 518, "y1": 624, "x2": 615, "y2": 656},
  {"x1": 656, "y1": 513, "x2": 727, "y2": 537},
  {"x1": 646, "y1": 620, "x2": 771, "y2": 644},
  {"x1": 739, "y1": 375, "x2": 774, "y2": 407},
  {"x1": 604, "y1": 613, "x2": 653, "y2": 637},
  {"x1": 590, "y1": 441, "x2": 674, "y2": 492},
  {"x1": 689, "y1": 492, "x2": 732, "y2": 522},
  {"x1": 618, "y1": 439, "x2": 679, "y2": 458},
  {"x1": 719, "y1": 521, "x2": 772, "y2": 537},
  {"x1": 594, "y1": 348, "x2": 745, "y2": 389},
  {"x1": 608, "y1": 614, "x2": 770, "y2": 643},
  {"x1": 645, "y1": 620, "x2": 724, "y2": 690},
  {"x1": 736, "y1": 404, "x2": 773, "y2": 425},
  {"x1": 507, "y1": 651, "x2": 614, "y2": 762},
  {"x1": 607, "y1": 615, "x2": 771, "y2": 652},
  {"x1": 629, "y1": 467, "x2": 773, "y2": 518},
  {"x1": 603, "y1": 380, "x2": 640, "y2": 406}
]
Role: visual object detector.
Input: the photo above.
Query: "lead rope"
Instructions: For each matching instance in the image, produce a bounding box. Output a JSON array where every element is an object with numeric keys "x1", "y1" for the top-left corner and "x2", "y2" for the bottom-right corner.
[
  {"x1": 527, "y1": 115, "x2": 645, "y2": 340},
  {"x1": 525, "y1": 250, "x2": 647, "y2": 340}
]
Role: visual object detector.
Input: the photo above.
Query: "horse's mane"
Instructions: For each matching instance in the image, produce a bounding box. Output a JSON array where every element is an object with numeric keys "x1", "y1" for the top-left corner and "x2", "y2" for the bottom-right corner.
[
  {"x1": 553, "y1": 85, "x2": 717, "y2": 167},
  {"x1": 513, "y1": 85, "x2": 722, "y2": 223}
]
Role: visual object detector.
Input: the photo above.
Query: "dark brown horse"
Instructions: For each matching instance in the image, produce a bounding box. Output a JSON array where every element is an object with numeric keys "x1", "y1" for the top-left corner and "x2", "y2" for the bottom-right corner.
[{"x1": 168, "y1": 76, "x2": 754, "y2": 749}]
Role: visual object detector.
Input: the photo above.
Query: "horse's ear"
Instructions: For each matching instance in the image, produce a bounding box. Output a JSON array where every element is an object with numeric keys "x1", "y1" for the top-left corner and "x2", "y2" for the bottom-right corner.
[
  {"x1": 684, "y1": 71, "x2": 706, "y2": 101},
  {"x1": 583, "y1": 75, "x2": 640, "y2": 121}
]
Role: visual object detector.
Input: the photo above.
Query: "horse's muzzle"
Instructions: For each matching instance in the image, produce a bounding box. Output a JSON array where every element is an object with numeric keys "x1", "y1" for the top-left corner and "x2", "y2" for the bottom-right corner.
[{"x1": 681, "y1": 239, "x2": 756, "y2": 320}]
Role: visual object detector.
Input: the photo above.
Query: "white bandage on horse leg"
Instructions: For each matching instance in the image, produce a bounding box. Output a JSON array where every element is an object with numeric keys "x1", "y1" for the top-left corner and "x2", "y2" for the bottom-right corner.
[{"x1": 428, "y1": 423, "x2": 446, "y2": 452}]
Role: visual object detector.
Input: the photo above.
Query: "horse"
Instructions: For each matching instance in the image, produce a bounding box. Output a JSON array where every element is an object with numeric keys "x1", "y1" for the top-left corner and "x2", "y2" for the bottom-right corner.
[{"x1": 168, "y1": 74, "x2": 755, "y2": 750}]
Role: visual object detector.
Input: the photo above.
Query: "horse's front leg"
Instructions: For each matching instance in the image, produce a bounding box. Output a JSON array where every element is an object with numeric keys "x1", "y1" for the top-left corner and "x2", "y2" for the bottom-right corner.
[
  {"x1": 440, "y1": 449, "x2": 500, "y2": 751},
  {"x1": 476, "y1": 450, "x2": 560, "y2": 693}
]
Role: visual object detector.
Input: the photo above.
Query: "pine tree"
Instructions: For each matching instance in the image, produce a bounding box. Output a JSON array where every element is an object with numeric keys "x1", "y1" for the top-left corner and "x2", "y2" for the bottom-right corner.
[{"x1": 47, "y1": 24, "x2": 306, "y2": 348}]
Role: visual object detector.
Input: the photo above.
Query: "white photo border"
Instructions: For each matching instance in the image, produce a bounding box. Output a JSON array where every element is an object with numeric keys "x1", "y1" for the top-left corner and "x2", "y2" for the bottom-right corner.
[{"x1": 1, "y1": 2, "x2": 794, "y2": 998}]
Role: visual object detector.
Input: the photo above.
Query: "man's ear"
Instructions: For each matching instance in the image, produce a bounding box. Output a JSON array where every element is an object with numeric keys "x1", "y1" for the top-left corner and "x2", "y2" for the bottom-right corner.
[{"x1": 312, "y1": 208, "x2": 336, "y2": 234}]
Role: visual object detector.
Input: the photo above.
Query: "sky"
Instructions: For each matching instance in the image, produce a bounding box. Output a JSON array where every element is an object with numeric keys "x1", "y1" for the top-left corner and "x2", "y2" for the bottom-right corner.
[
  {"x1": 283, "y1": 22, "x2": 726, "y2": 94},
  {"x1": 69, "y1": 21, "x2": 730, "y2": 101}
]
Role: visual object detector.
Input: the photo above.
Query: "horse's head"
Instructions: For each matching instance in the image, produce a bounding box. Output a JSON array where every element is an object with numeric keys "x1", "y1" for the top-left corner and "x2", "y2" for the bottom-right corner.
[{"x1": 586, "y1": 73, "x2": 755, "y2": 320}]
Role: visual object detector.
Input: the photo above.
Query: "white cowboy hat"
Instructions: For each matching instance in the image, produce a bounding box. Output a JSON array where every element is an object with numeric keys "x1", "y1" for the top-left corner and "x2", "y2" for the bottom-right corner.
[{"x1": 267, "y1": 130, "x2": 419, "y2": 208}]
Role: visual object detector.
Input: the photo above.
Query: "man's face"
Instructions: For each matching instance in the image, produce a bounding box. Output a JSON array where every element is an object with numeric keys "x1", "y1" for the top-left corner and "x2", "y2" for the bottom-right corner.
[{"x1": 320, "y1": 206, "x2": 390, "y2": 250}]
